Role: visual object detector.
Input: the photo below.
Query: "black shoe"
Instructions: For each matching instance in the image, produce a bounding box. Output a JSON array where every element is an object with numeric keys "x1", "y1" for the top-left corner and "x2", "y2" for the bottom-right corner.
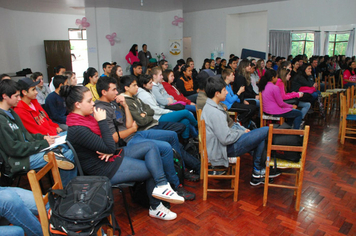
[
  {"x1": 250, "y1": 177, "x2": 274, "y2": 186},
  {"x1": 44, "y1": 150, "x2": 75, "y2": 170},
  {"x1": 184, "y1": 169, "x2": 199, "y2": 182},
  {"x1": 176, "y1": 184, "x2": 195, "y2": 201},
  {"x1": 252, "y1": 168, "x2": 281, "y2": 178}
]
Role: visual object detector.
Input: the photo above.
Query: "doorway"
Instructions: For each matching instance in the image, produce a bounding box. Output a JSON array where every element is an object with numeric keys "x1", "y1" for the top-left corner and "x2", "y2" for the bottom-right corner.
[{"x1": 183, "y1": 37, "x2": 192, "y2": 60}]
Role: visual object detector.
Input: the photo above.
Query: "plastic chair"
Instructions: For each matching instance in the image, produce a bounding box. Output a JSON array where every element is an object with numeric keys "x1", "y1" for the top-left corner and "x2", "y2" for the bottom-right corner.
[
  {"x1": 259, "y1": 92, "x2": 284, "y2": 127},
  {"x1": 201, "y1": 119, "x2": 240, "y2": 201},
  {"x1": 263, "y1": 124, "x2": 310, "y2": 211}
]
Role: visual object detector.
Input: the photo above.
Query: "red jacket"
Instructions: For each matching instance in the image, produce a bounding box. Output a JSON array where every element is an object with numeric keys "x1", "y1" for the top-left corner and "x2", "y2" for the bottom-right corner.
[
  {"x1": 14, "y1": 99, "x2": 59, "y2": 135},
  {"x1": 162, "y1": 82, "x2": 191, "y2": 105}
]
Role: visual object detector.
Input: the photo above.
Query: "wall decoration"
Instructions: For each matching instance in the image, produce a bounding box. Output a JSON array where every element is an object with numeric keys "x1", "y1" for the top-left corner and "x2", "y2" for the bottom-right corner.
[
  {"x1": 106, "y1": 33, "x2": 121, "y2": 46},
  {"x1": 172, "y1": 16, "x2": 184, "y2": 27},
  {"x1": 169, "y1": 39, "x2": 182, "y2": 56},
  {"x1": 75, "y1": 17, "x2": 90, "y2": 29}
]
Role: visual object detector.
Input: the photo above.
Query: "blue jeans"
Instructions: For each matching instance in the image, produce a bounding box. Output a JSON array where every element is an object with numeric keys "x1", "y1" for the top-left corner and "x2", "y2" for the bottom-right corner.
[
  {"x1": 152, "y1": 121, "x2": 185, "y2": 136},
  {"x1": 0, "y1": 187, "x2": 43, "y2": 236},
  {"x1": 185, "y1": 104, "x2": 196, "y2": 113},
  {"x1": 344, "y1": 82, "x2": 356, "y2": 89},
  {"x1": 227, "y1": 127, "x2": 269, "y2": 170},
  {"x1": 159, "y1": 110, "x2": 197, "y2": 139},
  {"x1": 110, "y1": 142, "x2": 167, "y2": 208},
  {"x1": 298, "y1": 101, "x2": 311, "y2": 119},
  {"x1": 29, "y1": 143, "x2": 77, "y2": 187},
  {"x1": 128, "y1": 130, "x2": 181, "y2": 188},
  {"x1": 310, "y1": 91, "x2": 321, "y2": 103},
  {"x1": 245, "y1": 98, "x2": 260, "y2": 107},
  {"x1": 275, "y1": 109, "x2": 303, "y2": 129},
  {"x1": 186, "y1": 93, "x2": 198, "y2": 103}
]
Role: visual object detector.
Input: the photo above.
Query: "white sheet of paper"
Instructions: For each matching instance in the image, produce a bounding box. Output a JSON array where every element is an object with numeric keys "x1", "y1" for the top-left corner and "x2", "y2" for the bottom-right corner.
[{"x1": 40, "y1": 135, "x2": 67, "y2": 152}]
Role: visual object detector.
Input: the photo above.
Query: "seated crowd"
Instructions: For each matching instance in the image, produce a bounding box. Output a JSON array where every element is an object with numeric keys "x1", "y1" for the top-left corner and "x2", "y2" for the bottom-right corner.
[{"x1": 0, "y1": 49, "x2": 355, "y2": 234}]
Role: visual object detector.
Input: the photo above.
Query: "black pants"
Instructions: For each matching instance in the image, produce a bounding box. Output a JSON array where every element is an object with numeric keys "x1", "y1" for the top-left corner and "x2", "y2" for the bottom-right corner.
[{"x1": 229, "y1": 101, "x2": 257, "y2": 128}]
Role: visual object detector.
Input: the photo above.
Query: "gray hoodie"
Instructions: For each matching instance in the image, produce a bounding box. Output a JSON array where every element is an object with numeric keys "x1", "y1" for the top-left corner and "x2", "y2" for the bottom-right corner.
[{"x1": 201, "y1": 98, "x2": 244, "y2": 167}]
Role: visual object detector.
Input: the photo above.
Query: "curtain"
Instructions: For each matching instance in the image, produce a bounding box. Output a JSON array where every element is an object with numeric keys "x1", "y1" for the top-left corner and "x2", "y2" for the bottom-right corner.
[
  {"x1": 346, "y1": 28, "x2": 355, "y2": 57},
  {"x1": 314, "y1": 31, "x2": 321, "y2": 55},
  {"x1": 323, "y1": 32, "x2": 329, "y2": 55},
  {"x1": 269, "y1": 30, "x2": 291, "y2": 57}
]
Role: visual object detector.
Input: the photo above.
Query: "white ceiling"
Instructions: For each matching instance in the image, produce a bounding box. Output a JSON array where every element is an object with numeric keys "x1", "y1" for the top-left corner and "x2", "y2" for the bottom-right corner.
[{"x1": 0, "y1": 0, "x2": 288, "y2": 15}]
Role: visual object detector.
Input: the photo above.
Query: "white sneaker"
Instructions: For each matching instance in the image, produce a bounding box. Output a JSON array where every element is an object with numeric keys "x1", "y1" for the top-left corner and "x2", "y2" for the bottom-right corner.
[
  {"x1": 149, "y1": 202, "x2": 177, "y2": 221},
  {"x1": 228, "y1": 157, "x2": 237, "y2": 164},
  {"x1": 152, "y1": 183, "x2": 184, "y2": 204}
]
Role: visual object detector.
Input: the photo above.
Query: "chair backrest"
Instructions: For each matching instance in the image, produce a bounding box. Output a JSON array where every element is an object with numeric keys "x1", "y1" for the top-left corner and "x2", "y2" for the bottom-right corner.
[
  {"x1": 201, "y1": 120, "x2": 209, "y2": 170},
  {"x1": 259, "y1": 92, "x2": 263, "y2": 126},
  {"x1": 66, "y1": 141, "x2": 84, "y2": 176},
  {"x1": 266, "y1": 124, "x2": 310, "y2": 167},
  {"x1": 196, "y1": 109, "x2": 203, "y2": 154},
  {"x1": 27, "y1": 152, "x2": 63, "y2": 236},
  {"x1": 316, "y1": 76, "x2": 321, "y2": 91},
  {"x1": 328, "y1": 75, "x2": 336, "y2": 89}
]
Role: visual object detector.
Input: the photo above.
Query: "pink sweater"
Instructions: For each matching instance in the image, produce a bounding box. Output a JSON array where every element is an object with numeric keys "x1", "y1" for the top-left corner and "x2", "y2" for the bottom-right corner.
[
  {"x1": 262, "y1": 82, "x2": 293, "y2": 115},
  {"x1": 275, "y1": 78, "x2": 300, "y2": 100},
  {"x1": 125, "y1": 51, "x2": 140, "y2": 65}
]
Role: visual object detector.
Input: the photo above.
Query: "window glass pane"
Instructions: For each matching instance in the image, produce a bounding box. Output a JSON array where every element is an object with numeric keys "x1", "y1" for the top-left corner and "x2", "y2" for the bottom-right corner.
[
  {"x1": 291, "y1": 41, "x2": 305, "y2": 57},
  {"x1": 69, "y1": 29, "x2": 82, "y2": 40},
  {"x1": 334, "y1": 42, "x2": 348, "y2": 55},
  {"x1": 292, "y1": 33, "x2": 306, "y2": 40},
  {"x1": 82, "y1": 30, "x2": 87, "y2": 40},
  {"x1": 305, "y1": 42, "x2": 314, "y2": 58},
  {"x1": 306, "y1": 33, "x2": 314, "y2": 41},
  {"x1": 329, "y1": 34, "x2": 335, "y2": 42},
  {"x1": 328, "y1": 43, "x2": 335, "y2": 56},
  {"x1": 336, "y1": 33, "x2": 349, "y2": 42}
]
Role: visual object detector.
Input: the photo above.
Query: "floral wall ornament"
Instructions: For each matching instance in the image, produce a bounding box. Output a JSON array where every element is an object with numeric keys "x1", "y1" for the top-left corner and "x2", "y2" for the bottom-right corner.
[
  {"x1": 172, "y1": 16, "x2": 184, "y2": 27},
  {"x1": 156, "y1": 53, "x2": 166, "y2": 61},
  {"x1": 75, "y1": 17, "x2": 90, "y2": 29},
  {"x1": 106, "y1": 33, "x2": 121, "y2": 46}
]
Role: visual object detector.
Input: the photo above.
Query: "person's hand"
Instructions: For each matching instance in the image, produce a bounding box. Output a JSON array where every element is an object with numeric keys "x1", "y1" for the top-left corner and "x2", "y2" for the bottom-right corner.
[
  {"x1": 313, "y1": 82, "x2": 317, "y2": 88},
  {"x1": 44, "y1": 135, "x2": 55, "y2": 145},
  {"x1": 245, "y1": 129, "x2": 250, "y2": 133},
  {"x1": 132, "y1": 121, "x2": 138, "y2": 131},
  {"x1": 237, "y1": 86, "x2": 245, "y2": 95},
  {"x1": 96, "y1": 151, "x2": 113, "y2": 162},
  {"x1": 243, "y1": 100, "x2": 249, "y2": 105},
  {"x1": 190, "y1": 102, "x2": 196, "y2": 105},
  {"x1": 167, "y1": 98, "x2": 174, "y2": 104},
  {"x1": 56, "y1": 127, "x2": 62, "y2": 133},
  {"x1": 298, "y1": 92, "x2": 304, "y2": 97},
  {"x1": 93, "y1": 107, "x2": 106, "y2": 121},
  {"x1": 292, "y1": 105, "x2": 298, "y2": 109},
  {"x1": 255, "y1": 95, "x2": 260, "y2": 100},
  {"x1": 140, "y1": 113, "x2": 146, "y2": 117},
  {"x1": 116, "y1": 95, "x2": 127, "y2": 108}
]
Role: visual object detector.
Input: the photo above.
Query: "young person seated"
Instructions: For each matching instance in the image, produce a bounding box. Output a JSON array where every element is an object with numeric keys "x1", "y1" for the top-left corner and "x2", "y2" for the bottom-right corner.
[
  {"x1": 49, "y1": 65, "x2": 66, "y2": 92},
  {"x1": 101, "y1": 62, "x2": 113, "y2": 77},
  {"x1": 109, "y1": 65, "x2": 124, "y2": 89},
  {"x1": 260, "y1": 70, "x2": 303, "y2": 129},
  {"x1": 277, "y1": 68, "x2": 311, "y2": 119},
  {"x1": 83, "y1": 67, "x2": 99, "y2": 101},
  {"x1": 201, "y1": 76, "x2": 280, "y2": 186},
  {"x1": 131, "y1": 62, "x2": 143, "y2": 80},
  {"x1": 176, "y1": 65, "x2": 198, "y2": 103},
  {"x1": 14, "y1": 77, "x2": 64, "y2": 136},
  {"x1": 45, "y1": 75, "x2": 68, "y2": 131},
  {"x1": 63, "y1": 71, "x2": 77, "y2": 86},
  {"x1": 136, "y1": 75, "x2": 198, "y2": 142},
  {"x1": 63, "y1": 85, "x2": 184, "y2": 220},
  {"x1": 0, "y1": 187, "x2": 45, "y2": 236},
  {"x1": 0, "y1": 80, "x2": 76, "y2": 187},
  {"x1": 343, "y1": 61, "x2": 356, "y2": 88},
  {"x1": 221, "y1": 68, "x2": 257, "y2": 129},
  {"x1": 31, "y1": 72, "x2": 50, "y2": 106},
  {"x1": 94, "y1": 77, "x2": 198, "y2": 198}
]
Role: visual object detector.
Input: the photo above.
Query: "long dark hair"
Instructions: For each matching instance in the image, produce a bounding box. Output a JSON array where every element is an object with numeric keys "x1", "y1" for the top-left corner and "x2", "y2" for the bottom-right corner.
[
  {"x1": 109, "y1": 65, "x2": 122, "y2": 88},
  {"x1": 137, "y1": 75, "x2": 153, "y2": 92},
  {"x1": 180, "y1": 65, "x2": 191, "y2": 81},
  {"x1": 298, "y1": 63, "x2": 311, "y2": 78},
  {"x1": 346, "y1": 61, "x2": 356, "y2": 74},
  {"x1": 258, "y1": 69, "x2": 277, "y2": 92},
  {"x1": 83, "y1": 67, "x2": 97, "y2": 86},
  {"x1": 237, "y1": 59, "x2": 251, "y2": 85},
  {"x1": 129, "y1": 44, "x2": 138, "y2": 55},
  {"x1": 60, "y1": 85, "x2": 89, "y2": 113}
]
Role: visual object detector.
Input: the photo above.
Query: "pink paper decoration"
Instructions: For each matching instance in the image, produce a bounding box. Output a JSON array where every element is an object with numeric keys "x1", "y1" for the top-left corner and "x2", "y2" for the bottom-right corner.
[
  {"x1": 106, "y1": 33, "x2": 120, "y2": 46},
  {"x1": 75, "y1": 17, "x2": 90, "y2": 29},
  {"x1": 172, "y1": 16, "x2": 184, "y2": 27}
]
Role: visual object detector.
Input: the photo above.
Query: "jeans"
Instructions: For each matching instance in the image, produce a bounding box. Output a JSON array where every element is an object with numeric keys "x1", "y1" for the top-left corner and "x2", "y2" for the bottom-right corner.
[
  {"x1": 344, "y1": 82, "x2": 356, "y2": 89},
  {"x1": 229, "y1": 102, "x2": 257, "y2": 128},
  {"x1": 245, "y1": 98, "x2": 260, "y2": 107},
  {"x1": 298, "y1": 101, "x2": 311, "y2": 119},
  {"x1": 29, "y1": 143, "x2": 77, "y2": 187},
  {"x1": 275, "y1": 109, "x2": 303, "y2": 129},
  {"x1": 159, "y1": 110, "x2": 198, "y2": 139},
  {"x1": 152, "y1": 121, "x2": 185, "y2": 136},
  {"x1": 185, "y1": 104, "x2": 196, "y2": 113},
  {"x1": 0, "y1": 187, "x2": 43, "y2": 236},
  {"x1": 227, "y1": 126, "x2": 269, "y2": 170},
  {"x1": 310, "y1": 91, "x2": 321, "y2": 103},
  {"x1": 110, "y1": 142, "x2": 167, "y2": 208},
  {"x1": 186, "y1": 93, "x2": 198, "y2": 103},
  {"x1": 128, "y1": 130, "x2": 181, "y2": 188}
]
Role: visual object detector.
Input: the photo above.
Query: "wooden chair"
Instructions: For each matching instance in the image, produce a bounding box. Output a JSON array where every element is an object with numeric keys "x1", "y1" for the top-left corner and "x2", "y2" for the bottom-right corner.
[
  {"x1": 263, "y1": 124, "x2": 310, "y2": 211},
  {"x1": 259, "y1": 92, "x2": 284, "y2": 127},
  {"x1": 201, "y1": 119, "x2": 240, "y2": 201},
  {"x1": 196, "y1": 108, "x2": 204, "y2": 180},
  {"x1": 339, "y1": 93, "x2": 356, "y2": 144},
  {"x1": 27, "y1": 152, "x2": 63, "y2": 236},
  {"x1": 316, "y1": 76, "x2": 333, "y2": 114}
]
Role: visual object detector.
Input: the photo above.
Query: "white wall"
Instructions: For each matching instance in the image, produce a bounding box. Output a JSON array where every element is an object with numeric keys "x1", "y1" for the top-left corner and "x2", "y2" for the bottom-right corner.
[
  {"x1": 184, "y1": 0, "x2": 356, "y2": 64},
  {"x1": 0, "y1": 7, "x2": 83, "y2": 81}
]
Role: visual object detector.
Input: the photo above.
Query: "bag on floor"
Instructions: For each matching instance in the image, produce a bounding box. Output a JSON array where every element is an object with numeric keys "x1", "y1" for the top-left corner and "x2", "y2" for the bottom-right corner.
[{"x1": 48, "y1": 176, "x2": 114, "y2": 236}]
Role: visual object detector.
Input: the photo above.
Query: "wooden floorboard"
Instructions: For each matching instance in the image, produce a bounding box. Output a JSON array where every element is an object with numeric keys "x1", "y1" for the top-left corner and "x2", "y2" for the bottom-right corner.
[{"x1": 113, "y1": 110, "x2": 356, "y2": 236}]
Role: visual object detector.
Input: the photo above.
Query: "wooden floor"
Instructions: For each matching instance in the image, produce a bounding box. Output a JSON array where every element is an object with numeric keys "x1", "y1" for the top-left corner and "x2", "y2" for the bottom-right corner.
[{"x1": 113, "y1": 110, "x2": 356, "y2": 236}]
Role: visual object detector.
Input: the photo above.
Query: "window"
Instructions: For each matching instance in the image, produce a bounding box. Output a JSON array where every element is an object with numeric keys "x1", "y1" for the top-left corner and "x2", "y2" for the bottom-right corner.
[
  {"x1": 68, "y1": 28, "x2": 88, "y2": 85},
  {"x1": 291, "y1": 33, "x2": 314, "y2": 58},
  {"x1": 328, "y1": 33, "x2": 349, "y2": 56}
]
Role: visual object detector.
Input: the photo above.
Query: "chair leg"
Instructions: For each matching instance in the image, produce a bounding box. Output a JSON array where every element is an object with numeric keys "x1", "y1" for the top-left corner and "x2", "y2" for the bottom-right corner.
[
  {"x1": 233, "y1": 158, "x2": 240, "y2": 202},
  {"x1": 294, "y1": 171, "x2": 299, "y2": 196},
  {"x1": 263, "y1": 160, "x2": 270, "y2": 207},
  {"x1": 203, "y1": 163, "x2": 208, "y2": 201},
  {"x1": 200, "y1": 154, "x2": 204, "y2": 180},
  {"x1": 295, "y1": 169, "x2": 304, "y2": 212},
  {"x1": 119, "y1": 187, "x2": 135, "y2": 235}
]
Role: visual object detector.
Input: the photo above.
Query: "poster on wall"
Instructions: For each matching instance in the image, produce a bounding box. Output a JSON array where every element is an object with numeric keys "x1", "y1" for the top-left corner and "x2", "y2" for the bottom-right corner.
[{"x1": 169, "y1": 39, "x2": 182, "y2": 56}]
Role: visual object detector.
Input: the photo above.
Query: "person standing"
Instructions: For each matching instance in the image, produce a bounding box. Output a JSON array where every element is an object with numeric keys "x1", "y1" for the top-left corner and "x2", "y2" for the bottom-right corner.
[{"x1": 138, "y1": 44, "x2": 152, "y2": 74}]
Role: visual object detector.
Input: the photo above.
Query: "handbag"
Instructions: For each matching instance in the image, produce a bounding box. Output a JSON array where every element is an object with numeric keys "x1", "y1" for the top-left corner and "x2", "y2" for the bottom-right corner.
[
  {"x1": 113, "y1": 119, "x2": 127, "y2": 147},
  {"x1": 165, "y1": 104, "x2": 185, "y2": 111}
]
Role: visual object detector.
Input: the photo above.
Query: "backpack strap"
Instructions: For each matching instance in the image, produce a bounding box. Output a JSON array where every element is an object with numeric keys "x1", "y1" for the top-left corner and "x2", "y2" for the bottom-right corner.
[{"x1": 48, "y1": 188, "x2": 66, "y2": 210}]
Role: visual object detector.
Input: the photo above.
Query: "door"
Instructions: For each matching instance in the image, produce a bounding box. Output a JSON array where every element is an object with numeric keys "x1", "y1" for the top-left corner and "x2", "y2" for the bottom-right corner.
[
  {"x1": 183, "y1": 37, "x2": 192, "y2": 60},
  {"x1": 44, "y1": 40, "x2": 72, "y2": 82}
]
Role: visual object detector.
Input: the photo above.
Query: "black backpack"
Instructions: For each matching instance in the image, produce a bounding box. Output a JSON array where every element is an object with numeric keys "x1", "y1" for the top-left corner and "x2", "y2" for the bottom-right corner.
[{"x1": 48, "y1": 176, "x2": 116, "y2": 236}]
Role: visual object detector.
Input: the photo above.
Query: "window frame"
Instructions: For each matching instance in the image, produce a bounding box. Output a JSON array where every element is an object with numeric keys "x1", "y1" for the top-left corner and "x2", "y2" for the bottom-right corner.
[
  {"x1": 68, "y1": 28, "x2": 87, "y2": 40},
  {"x1": 328, "y1": 32, "x2": 349, "y2": 56},
  {"x1": 291, "y1": 32, "x2": 314, "y2": 57}
]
